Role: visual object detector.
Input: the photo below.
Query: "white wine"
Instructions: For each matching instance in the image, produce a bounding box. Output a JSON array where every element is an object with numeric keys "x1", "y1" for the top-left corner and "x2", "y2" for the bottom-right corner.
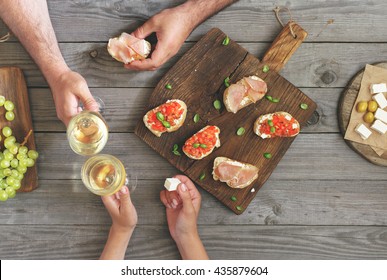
[
  {"x1": 67, "y1": 111, "x2": 108, "y2": 156},
  {"x1": 81, "y1": 154, "x2": 126, "y2": 196}
]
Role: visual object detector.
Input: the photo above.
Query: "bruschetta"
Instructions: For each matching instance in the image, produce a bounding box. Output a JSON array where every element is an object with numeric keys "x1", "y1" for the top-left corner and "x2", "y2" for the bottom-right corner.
[
  {"x1": 212, "y1": 157, "x2": 259, "y2": 189},
  {"x1": 224, "y1": 75, "x2": 267, "y2": 113},
  {"x1": 183, "y1": 125, "x2": 220, "y2": 160},
  {"x1": 107, "y1": 32, "x2": 151, "y2": 64},
  {"x1": 143, "y1": 99, "x2": 187, "y2": 137},
  {"x1": 254, "y1": 111, "x2": 300, "y2": 139}
]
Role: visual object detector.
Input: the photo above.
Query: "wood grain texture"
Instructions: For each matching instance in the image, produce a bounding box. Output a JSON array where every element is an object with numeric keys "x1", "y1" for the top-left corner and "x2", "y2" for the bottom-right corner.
[
  {"x1": 0, "y1": 67, "x2": 38, "y2": 192},
  {"x1": 33, "y1": 133, "x2": 387, "y2": 181},
  {"x1": 1, "y1": 179, "x2": 387, "y2": 226},
  {"x1": 4, "y1": 42, "x2": 387, "y2": 88},
  {"x1": 338, "y1": 62, "x2": 387, "y2": 166},
  {"x1": 1, "y1": 224, "x2": 387, "y2": 259},
  {"x1": 27, "y1": 87, "x2": 337, "y2": 133},
  {"x1": 262, "y1": 22, "x2": 308, "y2": 72},
  {"x1": 135, "y1": 28, "x2": 315, "y2": 214},
  {"x1": 3, "y1": 0, "x2": 387, "y2": 43}
]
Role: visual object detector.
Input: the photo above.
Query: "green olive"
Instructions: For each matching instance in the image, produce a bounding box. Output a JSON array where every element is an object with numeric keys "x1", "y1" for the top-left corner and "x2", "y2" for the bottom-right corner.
[
  {"x1": 363, "y1": 112, "x2": 375, "y2": 123},
  {"x1": 356, "y1": 101, "x2": 368, "y2": 113},
  {"x1": 368, "y1": 100, "x2": 378, "y2": 113}
]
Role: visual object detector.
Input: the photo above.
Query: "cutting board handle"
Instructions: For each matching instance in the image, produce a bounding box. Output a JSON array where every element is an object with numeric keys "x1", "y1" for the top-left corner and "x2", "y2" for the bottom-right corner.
[{"x1": 262, "y1": 22, "x2": 307, "y2": 73}]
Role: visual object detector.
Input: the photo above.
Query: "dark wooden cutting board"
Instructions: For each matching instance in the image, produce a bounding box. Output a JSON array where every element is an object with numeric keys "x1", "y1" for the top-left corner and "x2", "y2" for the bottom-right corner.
[
  {"x1": 135, "y1": 25, "x2": 316, "y2": 214},
  {"x1": 0, "y1": 67, "x2": 38, "y2": 192},
  {"x1": 338, "y1": 62, "x2": 387, "y2": 166}
]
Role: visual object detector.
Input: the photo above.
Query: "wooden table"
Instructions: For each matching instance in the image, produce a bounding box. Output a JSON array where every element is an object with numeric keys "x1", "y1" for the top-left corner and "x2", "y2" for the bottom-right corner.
[{"x1": 1, "y1": 0, "x2": 387, "y2": 259}]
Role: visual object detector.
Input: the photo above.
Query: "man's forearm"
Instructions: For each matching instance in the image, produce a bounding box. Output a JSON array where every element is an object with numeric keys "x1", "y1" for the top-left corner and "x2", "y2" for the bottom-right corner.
[
  {"x1": 179, "y1": 0, "x2": 238, "y2": 30},
  {"x1": 0, "y1": 0, "x2": 69, "y2": 85}
]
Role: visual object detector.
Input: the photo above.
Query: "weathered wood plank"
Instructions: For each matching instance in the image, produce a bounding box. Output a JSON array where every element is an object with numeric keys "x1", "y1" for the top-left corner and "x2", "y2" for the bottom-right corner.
[
  {"x1": 33, "y1": 133, "x2": 387, "y2": 181},
  {"x1": 1, "y1": 42, "x2": 386, "y2": 88},
  {"x1": 1, "y1": 179, "x2": 387, "y2": 226},
  {"x1": 28, "y1": 88, "x2": 340, "y2": 133},
  {"x1": 1, "y1": 224, "x2": 386, "y2": 259},
  {"x1": 2, "y1": 0, "x2": 387, "y2": 43}
]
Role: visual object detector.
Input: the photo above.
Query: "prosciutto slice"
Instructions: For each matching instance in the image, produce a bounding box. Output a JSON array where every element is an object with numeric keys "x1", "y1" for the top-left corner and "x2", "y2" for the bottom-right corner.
[
  {"x1": 212, "y1": 157, "x2": 259, "y2": 189},
  {"x1": 224, "y1": 75, "x2": 267, "y2": 113},
  {"x1": 107, "y1": 32, "x2": 151, "y2": 64}
]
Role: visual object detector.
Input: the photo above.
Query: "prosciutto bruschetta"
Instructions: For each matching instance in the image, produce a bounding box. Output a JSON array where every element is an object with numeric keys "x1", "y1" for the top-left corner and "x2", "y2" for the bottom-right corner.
[
  {"x1": 254, "y1": 111, "x2": 300, "y2": 139},
  {"x1": 224, "y1": 75, "x2": 267, "y2": 113},
  {"x1": 183, "y1": 126, "x2": 220, "y2": 160},
  {"x1": 143, "y1": 99, "x2": 187, "y2": 137},
  {"x1": 107, "y1": 32, "x2": 151, "y2": 64},
  {"x1": 212, "y1": 157, "x2": 259, "y2": 189}
]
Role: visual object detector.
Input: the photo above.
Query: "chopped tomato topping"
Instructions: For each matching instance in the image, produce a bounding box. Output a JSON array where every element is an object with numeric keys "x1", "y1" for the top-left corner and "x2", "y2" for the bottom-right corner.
[
  {"x1": 259, "y1": 114, "x2": 298, "y2": 137},
  {"x1": 147, "y1": 101, "x2": 184, "y2": 132},
  {"x1": 183, "y1": 126, "x2": 219, "y2": 158}
]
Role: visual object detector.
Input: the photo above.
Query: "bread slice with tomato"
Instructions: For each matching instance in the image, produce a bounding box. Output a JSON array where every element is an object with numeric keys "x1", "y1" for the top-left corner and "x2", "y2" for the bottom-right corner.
[
  {"x1": 143, "y1": 99, "x2": 187, "y2": 137},
  {"x1": 254, "y1": 111, "x2": 300, "y2": 139},
  {"x1": 183, "y1": 125, "x2": 221, "y2": 160},
  {"x1": 224, "y1": 75, "x2": 268, "y2": 113}
]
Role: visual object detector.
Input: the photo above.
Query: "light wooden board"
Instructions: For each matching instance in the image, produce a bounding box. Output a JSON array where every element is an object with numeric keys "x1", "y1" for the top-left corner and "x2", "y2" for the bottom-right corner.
[
  {"x1": 4, "y1": 42, "x2": 387, "y2": 88},
  {"x1": 338, "y1": 62, "x2": 387, "y2": 166},
  {"x1": 1, "y1": 179, "x2": 387, "y2": 226},
  {"x1": 2, "y1": 0, "x2": 387, "y2": 43},
  {"x1": 0, "y1": 67, "x2": 38, "y2": 192},
  {"x1": 1, "y1": 224, "x2": 387, "y2": 259}
]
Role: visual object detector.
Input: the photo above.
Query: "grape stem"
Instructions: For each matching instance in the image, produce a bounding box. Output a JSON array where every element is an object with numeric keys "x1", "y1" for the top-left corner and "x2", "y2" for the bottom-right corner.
[{"x1": 21, "y1": 129, "x2": 33, "y2": 146}]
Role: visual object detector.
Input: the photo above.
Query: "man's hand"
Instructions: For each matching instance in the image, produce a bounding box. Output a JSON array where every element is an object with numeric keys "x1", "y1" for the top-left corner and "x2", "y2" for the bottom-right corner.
[{"x1": 50, "y1": 70, "x2": 99, "y2": 126}]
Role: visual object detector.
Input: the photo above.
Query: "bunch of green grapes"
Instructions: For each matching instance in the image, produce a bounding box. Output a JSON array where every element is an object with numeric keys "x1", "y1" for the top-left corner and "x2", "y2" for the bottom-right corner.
[{"x1": 0, "y1": 95, "x2": 39, "y2": 202}]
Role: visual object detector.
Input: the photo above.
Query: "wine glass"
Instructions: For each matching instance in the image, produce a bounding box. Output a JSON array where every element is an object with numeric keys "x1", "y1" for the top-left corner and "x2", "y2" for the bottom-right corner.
[
  {"x1": 67, "y1": 96, "x2": 108, "y2": 156},
  {"x1": 81, "y1": 154, "x2": 137, "y2": 196}
]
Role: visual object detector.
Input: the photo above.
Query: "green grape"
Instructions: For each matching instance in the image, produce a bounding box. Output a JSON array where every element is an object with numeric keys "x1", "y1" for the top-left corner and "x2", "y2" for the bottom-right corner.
[
  {"x1": 27, "y1": 150, "x2": 39, "y2": 160},
  {"x1": 0, "y1": 95, "x2": 5, "y2": 106},
  {"x1": 5, "y1": 111, "x2": 15, "y2": 121},
  {"x1": 0, "y1": 160, "x2": 10, "y2": 168},
  {"x1": 4, "y1": 100, "x2": 14, "y2": 111},
  {"x1": 6, "y1": 187, "x2": 16, "y2": 198},
  {"x1": 2, "y1": 126, "x2": 12, "y2": 137},
  {"x1": 0, "y1": 181, "x2": 7, "y2": 189},
  {"x1": 26, "y1": 158, "x2": 35, "y2": 167},
  {"x1": 9, "y1": 145, "x2": 18, "y2": 155},
  {"x1": 17, "y1": 173, "x2": 24, "y2": 180},
  {"x1": 10, "y1": 159, "x2": 19, "y2": 168},
  {"x1": 4, "y1": 152, "x2": 14, "y2": 161},
  {"x1": 3, "y1": 168, "x2": 12, "y2": 177},
  {"x1": 11, "y1": 169, "x2": 19, "y2": 178},
  {"x1": 12, "y1": 180, "x2": 21, "y2": 190},
  {"x1": 0, "y1": 152, "x2": 4, "y2": 161},
  {"x1": 0, "y1": 190, "x2": 8, "y2": 201},
  {"x1": 16, "y1": 166, "x2": 27, "y2": 174},
  {"x1": 19, "y1": 159, "x2": 27, "y2": 167},
  {"x1": 17, "y1": 153, "x2": 27, "y2": 160},
  {"x1": 6, "y1": 176, "x2": 15, "y2": 186},
  {"x1": 0, "y1": 170, "x2": 5, "y2": 179},
  {"x1": 4, "y1": 137, "x2": 16, "y2": 148},
  {"x1": 18, "y1": 146, "x2": 28, "y2": 154}
]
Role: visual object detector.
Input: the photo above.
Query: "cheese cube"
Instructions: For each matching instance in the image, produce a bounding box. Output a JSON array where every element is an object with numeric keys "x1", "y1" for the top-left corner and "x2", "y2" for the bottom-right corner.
[
  {"x1": 372, "y1": 93, "x2": 387, "y2": 109},
  {"x1": 164, "y1": 178, "x2": 181, "y2": 191},
  {"x1": 374, "y1": 108, "x2": 387, "y2": 124},
  {"x1": 371, "y1": 119, "x2": 387, "y2": 134},
  {"x1": 370, "y1": 83, "x2": 387, "y2": 94},
  {"x1": 355, "y1": 123, "x2": 372, "y2": 140}
]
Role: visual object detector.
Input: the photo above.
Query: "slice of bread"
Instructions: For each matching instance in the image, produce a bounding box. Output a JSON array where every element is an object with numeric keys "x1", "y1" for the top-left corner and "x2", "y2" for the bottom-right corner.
[
  {"x1": 143, "y1": 99, "x2": 187, "y2": 137},
  {"x1": 212, "y1": 156, "x2": 258, "y2": 189},
  {"x1": 183, "y1": 125, "x2": 220, "y2": 160},
  {"x1": 254, "y1": 111, "x2": 300, "y2": 139},
  {"x1": 224, "y1": 75, "x2": 267, "y2": 113}
]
